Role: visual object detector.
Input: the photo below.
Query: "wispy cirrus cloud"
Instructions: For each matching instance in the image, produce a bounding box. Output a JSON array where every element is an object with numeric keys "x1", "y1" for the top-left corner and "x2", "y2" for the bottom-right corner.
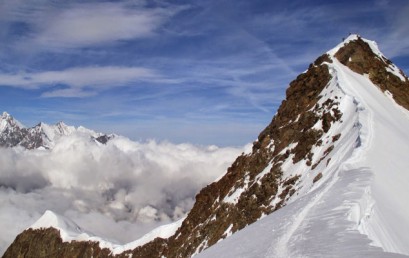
[
  {"x1": 0, "y1": 66, "x2": 160, "y2": 97},
  {"x1": 41, "y1": 88, "x2": 97, "y2": 98},
  {"x1": 0, "y1": 1, "x2": 184, "y2": 50},
  {"x1": 32, "y1": 3, "x2": 180, "y2": 48}
]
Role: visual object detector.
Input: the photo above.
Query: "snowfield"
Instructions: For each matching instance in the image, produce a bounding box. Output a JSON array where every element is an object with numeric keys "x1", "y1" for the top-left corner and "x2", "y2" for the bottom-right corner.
[{"x1": 197, "y1": 36, "x2": 409, "y2": 258}]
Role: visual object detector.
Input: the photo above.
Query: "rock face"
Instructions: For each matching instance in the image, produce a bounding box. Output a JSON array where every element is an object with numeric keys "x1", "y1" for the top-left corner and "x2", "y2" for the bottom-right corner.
[
  {"x1": 4, "y1": 35, "x2": 409, "y2": 258},
  {"x1": 0, "y1": 113, "x2": 113, "y2": 149}
]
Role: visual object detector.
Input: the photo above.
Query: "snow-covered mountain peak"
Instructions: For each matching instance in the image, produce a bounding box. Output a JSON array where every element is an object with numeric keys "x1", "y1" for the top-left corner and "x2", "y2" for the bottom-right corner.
[
  {"x1": 0, "y1": 112, "x2": 24, "y2": 132},
  {"x1": 327, "y1": 35, "x2": 409, "y2": 111},
  {"x1": 1, "y1": 111, "x2": 10, "y2": 119},
  {"x1": 327, "y1": 35, "x2": 408, "y2": 84},
  {"x1": 31, "y1": 210, "x2": 82, "y2": 234},
  {"x1": 0, "y1": 113, "x2": 113, "y2": 149},
  {"x1": 197, "y1": 37, "x2": 409, "y2": 258},
  {"x1": 55, "y1": 121, "x2": 74, "y2": 134},
  {"x1": 0, "y1": 112, "x2": 27, "y2": 147},
  {"x1": 327, "y1": 34, "x2": 381, "y2": 57}
]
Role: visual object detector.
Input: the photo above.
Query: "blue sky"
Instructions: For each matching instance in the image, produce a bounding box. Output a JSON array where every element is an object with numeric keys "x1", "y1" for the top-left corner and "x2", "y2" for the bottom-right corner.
[{"x1": 0, "y1": 0, "x2": 408, "y2": 146}]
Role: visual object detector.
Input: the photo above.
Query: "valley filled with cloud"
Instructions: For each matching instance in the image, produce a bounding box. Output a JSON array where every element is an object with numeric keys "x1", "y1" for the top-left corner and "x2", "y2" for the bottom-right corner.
[{"x1": 0, "y1": 136, "x2": 247, "y2": 253}]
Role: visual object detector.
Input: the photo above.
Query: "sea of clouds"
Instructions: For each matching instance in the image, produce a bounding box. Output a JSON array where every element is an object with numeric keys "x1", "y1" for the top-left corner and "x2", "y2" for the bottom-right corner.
[{"x1": 0, "y1": 135, "x2": 248, "y2": 254}]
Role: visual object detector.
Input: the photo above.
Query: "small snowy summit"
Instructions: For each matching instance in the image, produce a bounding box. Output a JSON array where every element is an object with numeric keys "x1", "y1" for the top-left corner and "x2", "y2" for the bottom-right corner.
[
  {"x1": 30, "y1": 211, "x2": 85, "y2": 239},
  {"x1": 4, "y1": 35, "x2": 409, "y2": 258}
]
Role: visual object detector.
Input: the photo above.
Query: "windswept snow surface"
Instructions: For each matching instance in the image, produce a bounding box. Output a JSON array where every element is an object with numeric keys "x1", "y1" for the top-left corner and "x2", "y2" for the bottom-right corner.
[{"x1": 198, "y1": 53, "x2": 409, "y2": 257}]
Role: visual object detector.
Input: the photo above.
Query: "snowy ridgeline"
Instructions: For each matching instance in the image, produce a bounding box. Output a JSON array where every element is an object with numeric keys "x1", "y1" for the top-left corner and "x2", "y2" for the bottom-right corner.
[
  {"x1": 31, "y1": 210, "x2": 184, "y2": 255},
  {"x1": 197, "y1": 35, "x2": 409, "y2": 258}
]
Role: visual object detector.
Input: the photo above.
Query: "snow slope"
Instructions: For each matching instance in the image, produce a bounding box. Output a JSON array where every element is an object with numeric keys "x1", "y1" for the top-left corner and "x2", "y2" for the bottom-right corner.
[{"x1": 197, "y1": 39, "x2": 409, "y2": 257}]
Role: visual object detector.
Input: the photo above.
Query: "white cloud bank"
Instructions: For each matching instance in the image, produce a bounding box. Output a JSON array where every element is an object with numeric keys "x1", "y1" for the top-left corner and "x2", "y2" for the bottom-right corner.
[{"x1": 0, "y1": 136, "x2": 247, "y2": 254}]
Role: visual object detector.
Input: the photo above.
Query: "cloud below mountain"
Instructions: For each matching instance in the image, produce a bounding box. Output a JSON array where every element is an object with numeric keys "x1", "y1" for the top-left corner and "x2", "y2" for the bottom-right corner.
[{"x1": 0, "y1": 136, "x2": 247, "y2": 254}]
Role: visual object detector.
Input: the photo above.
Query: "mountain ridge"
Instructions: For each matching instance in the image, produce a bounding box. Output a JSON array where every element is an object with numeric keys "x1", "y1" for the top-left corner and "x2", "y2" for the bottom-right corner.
[
  {"x1": 0, "y1": 112, "x2": 114, "y2": 149},
  {"x1": 3, "y1": 35, "x2": 409, "y2": 257}
]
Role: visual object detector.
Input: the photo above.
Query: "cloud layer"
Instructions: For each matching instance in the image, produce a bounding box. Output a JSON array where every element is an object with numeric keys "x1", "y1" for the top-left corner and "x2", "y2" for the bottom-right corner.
[{"x1": 0, "y1": 136, "x2": 247, "y2": 254}]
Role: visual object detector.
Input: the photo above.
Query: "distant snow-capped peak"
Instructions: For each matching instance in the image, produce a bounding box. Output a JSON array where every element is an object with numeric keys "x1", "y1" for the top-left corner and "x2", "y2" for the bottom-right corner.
[
  {"x1": 0, "y1": 112, "x2": 114, "y2": 149},
  {"x1": 0, "y1": 112, "x2": 24, "y2": 132}
]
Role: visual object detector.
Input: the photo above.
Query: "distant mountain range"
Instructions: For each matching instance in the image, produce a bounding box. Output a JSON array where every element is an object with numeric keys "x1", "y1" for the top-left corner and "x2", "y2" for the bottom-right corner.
[
  {"x1": 0, "y1": 112, "x2": 114, "y2": 149},
  {"x1": 4, "y1": 35, "x2": 409, "y2": 257}
]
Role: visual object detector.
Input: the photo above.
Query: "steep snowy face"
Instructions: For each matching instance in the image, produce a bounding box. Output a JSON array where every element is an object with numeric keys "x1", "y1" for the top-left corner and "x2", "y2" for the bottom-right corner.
[
  {"x1": 0, "y1": 114, "x2": 113, "y2": 149},
  {"x1": 157, "y1": 54, "x2": 346, "y2": 257},
  {"x1": 198, "y1": 35, "x2": 409, "y2": 258},
  {"x1": 138, "y1": 35, "x2": 409, "y2": 257},
  {"x1": 3, "y1": 35, "x2": 409, "y2": 258}
]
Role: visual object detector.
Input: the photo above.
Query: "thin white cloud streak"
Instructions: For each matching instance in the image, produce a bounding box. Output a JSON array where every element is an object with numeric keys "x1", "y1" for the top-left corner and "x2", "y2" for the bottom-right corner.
[
  {"x1": 0, "y1": 66, "x2": 160, "y2": 96},
  {"x1": 42, "y1": 88, "x2": 97, "y2": 98},
  {"x1": 0, "y1": 136, "x2": 246, "y2": 254},
  {"x1": 35, "y1": 5, "x2": 169, "y2": 48}
]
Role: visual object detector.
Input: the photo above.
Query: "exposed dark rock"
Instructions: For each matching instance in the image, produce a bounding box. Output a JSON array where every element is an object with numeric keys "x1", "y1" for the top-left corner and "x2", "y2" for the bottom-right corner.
[
  {"x1": 94, "y1": 134, "x2": 114, "y2": 144},
  {"x1": 332, "y1": 134, "x2": 341, "y2": 142},
  {"x1": 313, "y1": 173, "x2": 323, "y2": 183}
]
